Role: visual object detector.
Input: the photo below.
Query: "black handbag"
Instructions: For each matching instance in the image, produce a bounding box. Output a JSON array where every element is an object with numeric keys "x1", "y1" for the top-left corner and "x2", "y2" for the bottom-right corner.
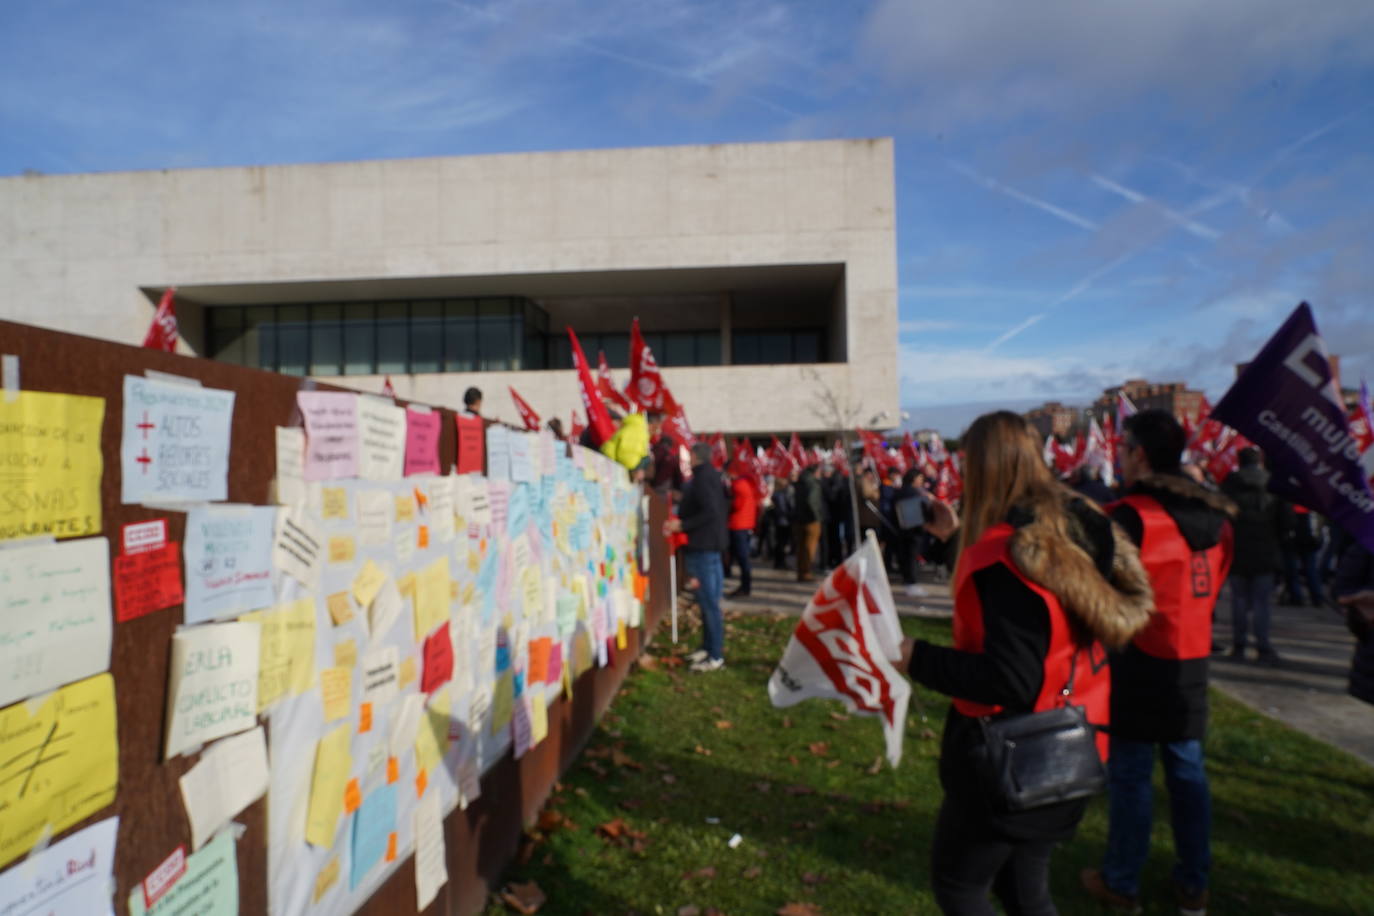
[{"x1": 969, "y1": 649, "x2": 1107, "y2": 812}]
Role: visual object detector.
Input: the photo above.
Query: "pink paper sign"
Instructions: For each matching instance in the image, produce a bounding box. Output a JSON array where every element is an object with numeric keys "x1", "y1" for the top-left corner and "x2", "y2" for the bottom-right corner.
[
  {"x1": 299, "y1": 391, "x2": 359, "y2": 480},
  {"x1": 404, "y1": 408, "x2": 442, "y2": 476}
]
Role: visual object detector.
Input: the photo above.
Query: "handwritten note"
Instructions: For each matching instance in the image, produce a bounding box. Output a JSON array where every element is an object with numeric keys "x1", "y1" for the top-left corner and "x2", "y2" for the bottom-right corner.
[
  {"x1": 350, "y1": 782, "x2": 398, "y2": 889},
  {"x1": 0, "y1": 673, "x2": 118, "y2": 869},
  {"x1": 369, "y1": 578, "x2": 404, "y2": 640},
  {"x1": 0, "y1": 818, "x2": 116, "y2": 915},
  {"x1": 178, "y1": 726, "x2": 269, "y2": 849},
  {"x1": 361, "y1": 646, "x2": 399, "y2": 707},
  {"x1": 414, "y1": 790, "x2": 447, "y2": 909},
  {"x1": 183, "y1": 505, "x2": 277, "y2": 624},
  {"x1": 320, "y1": 666, "x2": 352, "y2": 722},
  {"x1": 328, "y1": 534, "x2": 356, "y2": 565},
  {"x1": 321, "y1": 486, "x2": 350, "y2": 520},
  {"x1": 274, "y1": 427, "x2": 306, "y2": 506},
  {"x1": 0, "y1": 536, "x2": 111, "y2": 707},
  {"x1": 306, "y1": 723, "x2": 352, "y2": 847},
  {"x1": 428, "y1": 476, "x2": 455, "y2": 543},
  {"x1": 273, "y1": 508, "x2": 322, "y2": 588},
  {"x1": 240, "y1": 597, "x2": 316, "y2": 712},
  {"x1": 164, "y1": 621, "x2": 261, "y2": 759},
  {"x1": 455, "y1": 414, "x2": 484, "y2": 474},
  {"x1": 357, "y1": 396, "x2": 405, "y2": 480},
  {"x1": 114, "y1": 541, "x2": 183, "y2": 622},
  {"x1": 390, "y1": 692, "x2": 427, "y2": 757},
  {"x1": 128, "y1": 829, "x2": 238, "y2": 916},
  {"x1": 0, "y1": 390, "x2": 104, "y2": 541},
  {"x1": 509, "y1": 431, "x2": 533, "y2": 483},
  {"x1": 357, "y1": 489, "x2": 392, "y2": 545},
  {"x1": 414, "y1": 556, "x2": 451, "y2": 638},
  {"x1": 121, "y1": 375, "x2": 234, "y2": 503},
  {"x1": 486, "y1": 425, "x2": 510, "y2": 480},
  {"x1": 299, "y1": 391, "x2": 359, "y2": 481},
  {"x1": 405, "y1": 407, "x2": 442, "y2": 476}
]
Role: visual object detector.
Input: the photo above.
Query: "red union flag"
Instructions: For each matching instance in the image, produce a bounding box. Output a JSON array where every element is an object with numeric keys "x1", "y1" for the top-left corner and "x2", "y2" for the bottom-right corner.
[
  {"x1": 508, "y1": 386, "x2": 541, "y2": 431},
  {"x1": 628, "y1": 318, "x2": 666, "y2": 410},
  {"x1": 143, "y1": 287, "x2": 179, "y2": 352},
  {"x1": 768, "y1": 533, "x2": 910, "y2": 767},
  {"x1": 597, "y1": 351, "x2": 633, "y2": 412}
]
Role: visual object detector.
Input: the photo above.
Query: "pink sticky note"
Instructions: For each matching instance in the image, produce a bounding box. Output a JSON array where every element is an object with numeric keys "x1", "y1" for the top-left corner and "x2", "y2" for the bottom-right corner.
[
  {"x1": 404, "y1": 408, "x2": 442, "y2": 476},
  {"x1": 298, "y1": 391, "x2": 359, "y2": 480},
  {"x1": 547, "y1": 642, "x2": 564, "y2": 686}
]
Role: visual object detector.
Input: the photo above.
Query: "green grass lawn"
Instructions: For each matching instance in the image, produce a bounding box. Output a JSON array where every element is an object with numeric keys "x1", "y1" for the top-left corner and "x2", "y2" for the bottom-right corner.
[{"x1": 484, "y1": 611, "x2": 1374, "y2": 915}]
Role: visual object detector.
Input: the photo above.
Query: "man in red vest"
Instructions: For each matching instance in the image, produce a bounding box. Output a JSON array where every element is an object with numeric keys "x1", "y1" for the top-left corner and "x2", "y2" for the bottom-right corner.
[{"x1": 1082, "y1": 410, "x2": 1235, "y2": 916}]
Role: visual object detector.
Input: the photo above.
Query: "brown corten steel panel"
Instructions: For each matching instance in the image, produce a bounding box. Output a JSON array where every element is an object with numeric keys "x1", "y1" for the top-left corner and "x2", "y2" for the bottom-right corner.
[{"x1": 0, "y1": 319, "x2": 669, "y2": 916}]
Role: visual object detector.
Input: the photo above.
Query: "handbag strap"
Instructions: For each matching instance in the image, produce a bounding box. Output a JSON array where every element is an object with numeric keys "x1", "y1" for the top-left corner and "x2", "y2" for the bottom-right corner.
[{"x1": 1060, "y1": 646, "x2": 1082, "y2": 702}]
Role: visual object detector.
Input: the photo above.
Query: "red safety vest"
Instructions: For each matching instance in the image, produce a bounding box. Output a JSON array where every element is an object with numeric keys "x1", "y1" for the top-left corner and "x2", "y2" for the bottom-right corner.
[
  {"x1": 1112, "y1": 495, "x2": 1231, "y2": 661},
  {"x1": 951, "y1": 522, "x2": 1110, "y2": 760}
]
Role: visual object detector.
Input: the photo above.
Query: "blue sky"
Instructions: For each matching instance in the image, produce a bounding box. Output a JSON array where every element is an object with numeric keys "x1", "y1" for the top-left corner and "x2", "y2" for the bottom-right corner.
[{"x1": 3, "y1": 0, "x2": 1372, "y2": 432}]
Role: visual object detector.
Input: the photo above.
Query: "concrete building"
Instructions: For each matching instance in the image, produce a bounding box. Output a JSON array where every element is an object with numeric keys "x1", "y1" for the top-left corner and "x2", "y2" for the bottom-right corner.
[
  {"x1": 0, "y1": 139, "x2": 899, "y2": 435},
  {"x1": 1024, "y1": 401, "x2": 1080, "y2": 440},
  {"x1": 1090, "y1": 379, "x2": 1206, "y2": 427}
]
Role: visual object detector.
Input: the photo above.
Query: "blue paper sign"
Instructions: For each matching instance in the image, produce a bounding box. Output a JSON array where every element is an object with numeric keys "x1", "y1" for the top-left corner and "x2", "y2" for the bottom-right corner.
[{"x1": 350, "y1": 782, "x2": 398, "y2": 889}]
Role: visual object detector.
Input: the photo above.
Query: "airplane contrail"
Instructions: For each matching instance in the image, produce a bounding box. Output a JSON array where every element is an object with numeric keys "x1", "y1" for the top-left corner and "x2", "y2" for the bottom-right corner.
[{"x1": 949, "y1": 161, "x2": 1098, "y2": 232}]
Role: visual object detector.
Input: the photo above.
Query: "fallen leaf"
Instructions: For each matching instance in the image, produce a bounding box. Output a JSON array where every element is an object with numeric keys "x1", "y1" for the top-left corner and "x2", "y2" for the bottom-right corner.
[
  {"x1": 585, "y1": 761, "x2": 608, "y2": 778},
  {"x1": 500, "y1": 880, "x2": 547, "y2": 914},
  {"x1": 612, "y1": 749, "x2": 644, "y2": 770},
  {"x1": 655, "y1": 762, "x2": 674, "y2": 772},
  {"x1": 787, "y1": 755, "x2": 800, "y2": 767},
  {"x1": 866, "y1": 756, "x2": 883, "y2": 775},
  {"x1": 711, "y1": 706, "x2": 725, "y2": 715},
  {"x1": 637, "y1": 654, "x2": 659, "y2": 670},
  {"x1": 825, "y1": 759, "x2": 841, "y2": 769},
  {"x1": 537, "y1": 810, "x2": 564, "y2": 832},
  {"x1": 861, "y1": 802, "x2": 886, "y2": 814},
  {"x1": 742, "y1": 866, "x2": 763, "y2": 879},
  {"x1": 694, "y1": 744, "x2": 713, "y2": 757},
  {"x1": 807, "y1": 742, "x2": 829, "y2": 757},
  {"x1": 776, "y1": 904, "x2": 822, "y2": 916},
  {"x1": 715, "y1": 720, "x2": 734, "y2": 730},
  {"x1": 584, "y1": 745, "x2": 612, "y2": 759},
  {"x1": 781, "y1": 716, "x2": 792, "y2": 728},
  {"x1": 596, "y1": 818, "x2": 627, "y2": 840},
  {"x1": 662, "y1": 773, "x2": 678, "y2": 784},
  {"x1": 828, "y1": 711, "x2": 850, "y2": 721}
]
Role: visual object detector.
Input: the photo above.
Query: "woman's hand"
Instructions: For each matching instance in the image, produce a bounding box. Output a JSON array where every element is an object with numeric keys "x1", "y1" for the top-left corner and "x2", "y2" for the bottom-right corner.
[{"x1": 925, "y1": 498, "x2": 959, "y2": 542}]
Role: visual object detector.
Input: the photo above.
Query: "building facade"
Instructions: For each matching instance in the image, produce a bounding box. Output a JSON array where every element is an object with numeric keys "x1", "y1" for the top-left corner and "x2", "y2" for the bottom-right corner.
[
  {"x1": 1025, "y1": 401, "x2": 1080, "y2": 440},
  {"x1": 0, "y1": 139, "x2": 899, "y2": 435},
  {"x1": 1090, "y1": 379, "x2": 1206, "y2": 427}
]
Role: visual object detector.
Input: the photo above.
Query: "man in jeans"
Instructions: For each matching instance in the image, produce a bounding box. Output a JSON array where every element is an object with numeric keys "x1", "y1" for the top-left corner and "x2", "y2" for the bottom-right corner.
[
  {"x1": 666, "y1": 443, "x2": 729, "y2": 672},
  {"x1": 1082, "y1": 410, "x2": 1235, "y2": 915}
]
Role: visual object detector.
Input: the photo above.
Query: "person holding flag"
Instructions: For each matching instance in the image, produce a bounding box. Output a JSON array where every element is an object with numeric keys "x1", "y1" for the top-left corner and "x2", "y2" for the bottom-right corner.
[{"x1": 900, "y1": 411, "x2": 1152, "y2": 915}]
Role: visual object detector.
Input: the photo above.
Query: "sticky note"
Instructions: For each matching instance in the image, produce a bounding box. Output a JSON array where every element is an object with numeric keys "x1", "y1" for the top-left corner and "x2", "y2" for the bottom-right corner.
[
  {"x1": 275, "y1": 426, "x2": 306, "y2": 507},
  {"x1": 358, "y1": 702, "x2": 373, "y2": 734},
  {"x1": 530, "y1": 691, "x2": 548, "y2": 746},
  {"x1": 114, "y1": 541, "x2": 183, "y2": 622},
  {"x1": 398, "y1": 656, "x2": 417, "y2": 690},
  {"x1": 361, "y1": 646, "x2": 399, "y2": 707},
  {"x1": 369, "y1": 578, "x2": 404, "y2": 641},
  {"x1": 0, "y1": 536, "x2": 112, "y2": 707},
  {"x1": 326, "y1": 592, "x2": 354, "y2": 626},
  {"x1": 386, "y1": 757, "x2": 399, "y2": 785},
  {"x1": 320, "y1": 667, "x2": 352, "y2": 723},
  {"x1": 165, "y1": 622, "x2": 261, "y2": 759},
  {"x1": 273, "y1": 509, "x2": 323, "y2": 588},
  {"x1": 414, "y1": 692, "x2": 450, "y2": 773},
  {"x1": 334, "y1": 639, "x2": 357, "y2": 669},
  {"x1": 357, "y1": 489, "x2": 392, "y2": 546},
  {"x1": 394, "y1": 494, "x2": 416, "y2": 523},
  {"x1": 415, "y1": 769, "x2": 428, "y2": 799},
  {"x1": 312, "y1": 858, "x2": 340, "y2": 904},
  {"x1": 414, "y1": 557, "x2": 451, "y2": 638},
  {"x1": 306, "y1": 724, "x2": 351, "y2": 848},
  {"x1": 528, "y1": 636, "x2": 553, "y2": 686},
  {"x1": 328, "y1": 535, "x2": 356, "y2": 565},
  {"x1": 455, "y1": 415, "x2": 484, "y2": 474},
  {"x1": 421, "y1": 622, "x2": 454, "y2": 693},
  {"x1": 390, "y1": 693, "x2": 427, "y2": 758},
  {"x1": 121, "y1": 375, "x2": 234, "y2": 503},
  {"x1": 350, "y1": 783, "x2": 398, "y2": 888},
  {"x1": 385, "y1": 832, "x2": 398, "y2": 864},
  {"x1": 321, "y1": 486, "x2": 350, "y2": 519},
  {"x1": 351, "y1": 560, "x2": 386, "y2": 607},
  {"x1": 490, "y1": 671, "x2": 515, "y2": 735},
  {"x1": 241, "y1": 597, "x2": 316, "y2": 712},
  {"x1": 344, "y1": 778, "x2": 362, "y2": 814},
  {"x1": 0, "y1": 674, "x2": 118, "y2": 869},
  {"x1": 0, "y1": 390, "x2": 104, "y2": 541},
  {"x1": 417, "y1": 525, "x2": 430, "y2": 549}
]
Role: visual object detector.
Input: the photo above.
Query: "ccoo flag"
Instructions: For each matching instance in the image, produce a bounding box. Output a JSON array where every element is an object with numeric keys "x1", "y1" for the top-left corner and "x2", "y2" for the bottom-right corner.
[
  {"x1": 142, "y1": 287, "x2": 179, "y2": 352},
  {"x1": 1211, "y1": 302, "x2": 1374, "y2": 553},
  {"x1": 768, "y1": 532, "x2": 910, "y2": 767}
]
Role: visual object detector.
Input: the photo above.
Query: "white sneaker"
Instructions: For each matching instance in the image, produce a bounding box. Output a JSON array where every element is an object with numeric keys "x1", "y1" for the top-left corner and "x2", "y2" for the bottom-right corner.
[
  {"x1": 685, "y1": 649, "x2": 709, "y2": 664},
  {"x1": 905, "y1": 584, "x2": 928, "y2": 598},
  {"x1": 690, "y1": 657, "x2": 725, "y2": 673}
]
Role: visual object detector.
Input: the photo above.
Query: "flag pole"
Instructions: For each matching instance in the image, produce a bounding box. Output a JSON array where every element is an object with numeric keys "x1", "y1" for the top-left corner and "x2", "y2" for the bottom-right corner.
[{"x1": 669, "y1": 537, "x2": 678, "y2": 643}]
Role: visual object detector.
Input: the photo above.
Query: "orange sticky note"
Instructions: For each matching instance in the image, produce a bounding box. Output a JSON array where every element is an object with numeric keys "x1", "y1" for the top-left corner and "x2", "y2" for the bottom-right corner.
[
  {"x1": 414, "y1": 487, "x2": 428, "y2": 509},
  {"x1": 343, "y1": 778, "x2": 362, "y2": 814},
  {"x1": 418, "y1": 525, "x2": 429, "y2": 549},
  {"x1": 358, "y1": 702, "x2": 373, "y2": 734},
  {"x1": 415, "y1": 768, "x2": 428, "y2": 798},
  {"x1": 387, "y1": 756, "x2": 399, "y2": 785},
  {"x1": 385, "y1": 831, "x2": 398, "y2": 863}
]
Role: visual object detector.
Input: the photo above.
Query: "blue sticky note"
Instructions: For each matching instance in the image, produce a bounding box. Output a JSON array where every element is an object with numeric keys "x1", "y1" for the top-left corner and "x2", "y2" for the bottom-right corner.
[
  {"x1": 513, "y1": 670, "x2": 525, "y2": 698},
  {"x1": 508, "y1": 484, "x2": 531, "y2": 537},
  {"x1": 495, "y1": 640, "x2": 511, "y2": 673},
  {"x1": 350, "y1": 782, "x2": 398, "y2": 889}
]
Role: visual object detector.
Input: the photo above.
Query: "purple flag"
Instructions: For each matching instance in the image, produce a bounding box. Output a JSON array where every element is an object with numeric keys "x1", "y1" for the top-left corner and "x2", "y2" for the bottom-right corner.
[{"x1": 1212, "y1": 303, "x2": 1374, "y2": 553}]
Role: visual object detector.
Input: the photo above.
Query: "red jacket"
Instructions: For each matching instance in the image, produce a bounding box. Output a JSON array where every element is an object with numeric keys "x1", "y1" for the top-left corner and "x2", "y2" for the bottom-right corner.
[{"x1": 728, "y1": 477, "x2": 758, "y2": 531}]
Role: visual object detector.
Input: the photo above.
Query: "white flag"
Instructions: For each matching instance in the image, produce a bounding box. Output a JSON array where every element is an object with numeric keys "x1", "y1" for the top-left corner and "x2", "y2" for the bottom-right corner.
[{"x1": 768, "y1": 532, "x2": 911, "y2": 767}]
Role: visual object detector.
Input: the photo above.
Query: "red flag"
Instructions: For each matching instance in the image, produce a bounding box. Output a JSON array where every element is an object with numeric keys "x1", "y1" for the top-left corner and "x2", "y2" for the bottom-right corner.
[
  {"x1": 143, "y1": 287, "x2": 179, "y2": 352},
  {"x1": 832, "y1": 438, "x2": 850, "y2": 474},
  {"x1": 568, "y1": 328, "x2": 615, "y2": 446},
  {"x1": 508, "y1": 386, "x2": 541, "y2": 431},
  {"x1": 769, "y1": 435, "x2": 798, "y2": 477},
  {"x1": 628, "y1": 318, "x2": 666, "y2": 411},
  {"x1": 381, "y1": 376, "x2": 396, "y2": 398},
  {"x1": 661, "y1": 389, "x2": 694, "y2": 447},
  {"x1": 569, "y1": 410, "x2": 586, "y2": 441},
  {"x1": 709, "y1": 432, "x2": 727, "y2": 470},
  {"x1": 729, "y1": 437, "x2": 764, "y2": 497},
  {"x1": 788, "y1": 433, "x2": 807, "y2": 470},
  {"x1": 597, "y1": 351, "x2": 633, "y2": 412}
]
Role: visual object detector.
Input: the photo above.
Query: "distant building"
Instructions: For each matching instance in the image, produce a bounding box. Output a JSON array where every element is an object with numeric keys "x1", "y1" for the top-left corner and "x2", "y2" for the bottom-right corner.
[
  {"x1": 1025, "y1": 401, "x2": 1079, "y2": 439},
  {"x1": 1091, "y1": 379, "x2": 1205, "y2": 426}
]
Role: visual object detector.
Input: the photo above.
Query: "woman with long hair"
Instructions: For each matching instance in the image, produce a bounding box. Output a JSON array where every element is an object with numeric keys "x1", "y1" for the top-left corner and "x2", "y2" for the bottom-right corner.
[{"x1": 903, "y1": 411, "x2": 1154, "y2": 915}]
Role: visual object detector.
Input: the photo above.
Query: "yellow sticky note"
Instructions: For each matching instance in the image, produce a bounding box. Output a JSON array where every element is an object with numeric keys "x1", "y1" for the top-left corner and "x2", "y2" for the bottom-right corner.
[
  {"x1": 306, "y1": 723, "x2": 352, "y2": 847},
  {"x1": 530, "y1": 692, "x2": 548, "y2": 746},
  {"x1": 321, "y1": 666, "x2": 352, "y2": 722},
  {"x1": 397, "y1": 571, "x2": 417, "y2": 599},
  {"x1": 313, "y1": 857, "x2": 340, "y2": 903},
  {"x1": 398, "y1": 656, "x2": 417, "y2": 690},
  {"x1": 352, "y1": 560, "x2": 386, "y2": 607},
  {"x1": 395, "y1": 495, "x2": 416, "y2": 523},
  {"x1": 520, "y1": 567, "x2": 543, "y2": 621},
  {"x1": 0, "y1": 673, "x2": 117, "y2": 868},
  {"x1": 414, "y1": 557, "x2": 450, "y2": 638},
  {"x1": 414, "y1": 691, "x2": 450, "y2": 774},
  {"x1": 322, "y1": 487, "x2": 349, "y2": 519},
  {"x1": 0, "y1": 391, "x2": 104, "y2": 542},
  {"x1": 326, "y1": 591, "x2": 354, "y2": 626},
  {"x1": 616, "y1": 619, "x2": 628, "y2": 651},
  {"x1": 334, "y1": 639, "x2": 357, "y2": 669},
  {"x1": 242, "y1": 597, "x2": 317, "y2": 712},
  {"x1": 490, "y1": 671, "x2": 515, "y2": 736},
  {"x1": 327, "y1": 535, "x2": 356, "y2": 565}
]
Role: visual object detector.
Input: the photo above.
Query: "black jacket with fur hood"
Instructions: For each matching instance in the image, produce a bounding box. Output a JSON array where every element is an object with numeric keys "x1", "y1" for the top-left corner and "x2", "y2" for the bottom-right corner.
[
  {"x1": 909, "y1": 495, "x2": 1153, "y2": 839},
  {"x1": 1109, "y1": 472, "x2": 1236, "y2": 742}
]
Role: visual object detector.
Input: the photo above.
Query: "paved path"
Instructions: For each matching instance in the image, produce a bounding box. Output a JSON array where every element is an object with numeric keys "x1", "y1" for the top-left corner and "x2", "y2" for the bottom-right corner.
[{"x1": 715, "y1": 561, "x2": 1373, "y2": 768}]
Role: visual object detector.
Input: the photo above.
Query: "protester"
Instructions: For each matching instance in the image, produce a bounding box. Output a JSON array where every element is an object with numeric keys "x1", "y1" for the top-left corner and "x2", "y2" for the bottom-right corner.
[
  {"x1": 792, "y1": 465, "x2": 824, "y2": 582},
  {"x1": 901, "y1": 411, "x2": 1153, "y2": 915},
  {"x1": 824, "y1": 463, "x2": 853, "y2": 567},
  {"x1": 1220, "y1": 447, "x2": 1285, "y2": 664},
  {"x1": 665, "y1": 442, "x2": 728, "y2": 672},
  {"x1": 1280, "y1": 503, "x2": 1324, "y2": 606},
  {"x1": 546, "y1": 417, "x2": 566, "y2": 441},
  {"x1": 1070, "y1": 465, "x2": 1116, "y2": 506},
  {"x1": 462, "y1": 386, "x2": 483, "y2": 417},
  {"x1": 647, "y1": 411, "x2": 683, "y2": 495},
  {"x1": 726, "y1": 468, "x2": 758, "y2": 598},
  {"x1": 1334, "y1": 540, "x2": 1374, "y2": 706},
  {"x1": 600, "y1": 411, "x2": 649, "y2": 472},
  {"x1": 858, "y1": 468, "x2": 885, "y2": 547},
  {"x1": 1082, "y1": 409, "x2": 1236, "y2": 916},
  {"x1": 766, "y1": 475, "x2": 793, "y2": 570},
  {"x1": 893, "y1": 468, "x2": 927, "y2": 595}
]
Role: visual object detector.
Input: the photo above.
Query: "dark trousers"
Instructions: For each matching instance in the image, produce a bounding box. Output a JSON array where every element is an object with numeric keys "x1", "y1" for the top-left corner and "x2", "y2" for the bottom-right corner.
[
  {"x1": 930, "y1": 800, "x2": 1059, "y2": 916},
  {"x1": 795, "y1": 521, "x2": 822, "y2": 580},
  {"x1": 728, "y1": 528, "x2": 752, "y2": 592}
]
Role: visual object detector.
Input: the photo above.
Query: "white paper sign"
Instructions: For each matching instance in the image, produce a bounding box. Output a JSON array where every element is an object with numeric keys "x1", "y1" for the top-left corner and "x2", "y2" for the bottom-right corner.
[
  {"x1": 414, "y1": 791, "x2": 447, "y2": 909},
  {"x1": 274, "y1": 427, "x2": 306, "y2": 506},
  {"x1": 165, "y1": 621, "x2": 261, "y2": 759},
  {"x1": 361, "y1": 646, "x2": 399, "y2": 707},
  {"x1": 0, "y1": 817, "x2": 118, "y2": 916},
  {"x1": 0, "y1": 536, "x2": 111, "y2": 707},
  {"x1": 121, "y1": 375, "x2": 235, "y2": 503},
  {"x1": 486, "y1": 426, "x2": 510, "y2": 480},
  {"x1": 369, "y1": 577, "x2": 404, "y2": 641},
  {"x1": 273, "y1": 508, "x2": 322, "y2": 588},
  {"x1": 183, "y1": 506, "x2": 277, "y2": 624},
  {"x1": 427, "y1": 476, "x2": 455, "y2": 543},
  {"x1": 357, "y1": 490, "x2": 392, "y2": 546},
  {"x1": 390, "y1": 692, "x2": 428, "y2": 758},
  {"x1": 179, "y1": 726, "x2": 270, "y2": 849},
  {"x1": 356, "y1": 397, "x2": 405, "y2": 481},
  {"x1": 509, "y1": 431, "x2": 533, "y2": 484}
]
